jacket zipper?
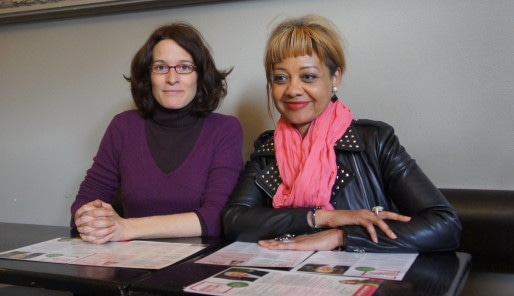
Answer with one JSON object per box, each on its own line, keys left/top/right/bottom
{"left": 352, "top": 154, "right": 372, "bottom": 210}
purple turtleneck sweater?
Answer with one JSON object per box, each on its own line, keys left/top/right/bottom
{"left": 71, "top": 106, "right": 243, "bottom": 236}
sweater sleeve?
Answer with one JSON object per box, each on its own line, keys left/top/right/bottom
{"left": 69, "top": 115, "right": 122, "bottom": 227}
{"left": 193, "top": 115, "right": 244, "bottom": 237}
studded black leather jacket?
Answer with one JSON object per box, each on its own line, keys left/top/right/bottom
{"left": 223, "top": 119, "right": 461, "bottom": 253}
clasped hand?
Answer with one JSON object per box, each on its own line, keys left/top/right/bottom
{"left": 258, "top": 208, "right": 411, "bottom": 251}
{"left": 74, "top": 199, "right": 126, "bottom": 244}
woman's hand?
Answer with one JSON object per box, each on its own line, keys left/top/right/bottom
{"left": 317, "top": 209, "right": 411, "bottom": 243}
{"left": 74, "top": 200, "right": 126, "bottom": 244}
{"left": 258, "top": 229, "right": 342, "bottom": 251}
{"left": 258, "top": 208, "right": 411, "bottom": 251}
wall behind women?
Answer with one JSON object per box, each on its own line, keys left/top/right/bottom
{"left": 0, "top": 0, "right": 512, "bottom": 226}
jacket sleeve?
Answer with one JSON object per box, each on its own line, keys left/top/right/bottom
{"left": 343, "top": 121, "right": 462, "bottom": 253}
{"left": 222, "top": 132, "right": 314, "bottom": 241}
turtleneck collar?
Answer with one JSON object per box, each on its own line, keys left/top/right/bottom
{"left": 151, "top": 102, "right": 199, "bottom": 128}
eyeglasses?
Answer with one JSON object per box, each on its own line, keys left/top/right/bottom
{"left": 149, "top": 63, "right": 196, "bottom": 74}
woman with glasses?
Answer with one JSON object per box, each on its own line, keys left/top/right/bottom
{"left": 71, "top": 22, "right": 243, "bottom": 244}
{"left": 222, "top": 14, "right": 461, "bottom": 253}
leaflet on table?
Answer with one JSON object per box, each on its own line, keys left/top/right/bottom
{"left": 195, "top": 241, "right": 314, "bottom": 268}
{"left": 292, "top": 251, "right": 418, "bottom": 281}
{"left": 0, "top": 237, "right": 206, "bottom": 269}
{"left": 196, "top": 242, "right": 417, "bottom": 281}
{"left": 184, "top": 266, "right": 383, "bottom": 296}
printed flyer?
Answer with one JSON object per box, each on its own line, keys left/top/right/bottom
{"left": 184, "top": 267, "right": 382, "bottom": 296}
{"left": 0, "top": 237, "right": 205, "bottom": 269}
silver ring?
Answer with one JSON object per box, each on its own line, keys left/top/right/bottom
{"left": 372, "top": 206, "right": 384, "bottom": 216}
{"left": 275, "top": 233, "right": 295, "bottom": 243}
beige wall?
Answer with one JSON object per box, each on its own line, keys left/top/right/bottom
{"left": 1, "top": 0, "right": 513, "bottom": 226}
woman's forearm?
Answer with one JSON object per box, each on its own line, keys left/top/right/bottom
{"left": 119, "top": 212, "right": 202, "bottom": 241}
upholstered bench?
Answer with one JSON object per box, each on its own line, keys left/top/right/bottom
{"left": 440, "top": 188, "right": 514, "bottom": 296}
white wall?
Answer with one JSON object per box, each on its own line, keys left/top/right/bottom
{"left": 0, "top": 0, "right": 513, "bottom": 226}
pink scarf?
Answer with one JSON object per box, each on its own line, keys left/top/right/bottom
{"left": 272, "top": 100, "right": 352, "bottom": 210}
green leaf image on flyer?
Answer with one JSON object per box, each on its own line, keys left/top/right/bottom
{"left": 227, "top": 282, "right": 249, "bottom": 288}
{"left": 355, "top": 266, "right": 375, "bottom": 271}
{"left": 46, "top": 253, "right": 63, "bottom": 258}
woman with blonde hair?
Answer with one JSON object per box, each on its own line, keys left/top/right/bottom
{"left": 223, "top": 14, "right": 460, "bottom": 252}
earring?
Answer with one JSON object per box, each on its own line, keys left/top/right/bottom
{"left": 331, "top": 86, "right": 339, "bottom": 102}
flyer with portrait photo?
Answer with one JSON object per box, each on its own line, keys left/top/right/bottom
{"left": 184, "top": 266, "right": 382, "bottom": 296}
{"left": 292, "top": 250, "right": 417, "bottom": 281}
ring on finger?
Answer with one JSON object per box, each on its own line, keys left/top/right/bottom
{"left": 372, "top": 206, "right": 384, "bottom": 216}
{"left": 275, "top": 233, "right": 295, "bottom": 243}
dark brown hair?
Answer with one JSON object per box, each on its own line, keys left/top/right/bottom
{"left": 125, "top": 22, "right": 232, "bottom": 118}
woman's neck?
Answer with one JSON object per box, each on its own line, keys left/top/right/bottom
{"left": 151, "top": 102, "right": 198, "bottom": 128}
